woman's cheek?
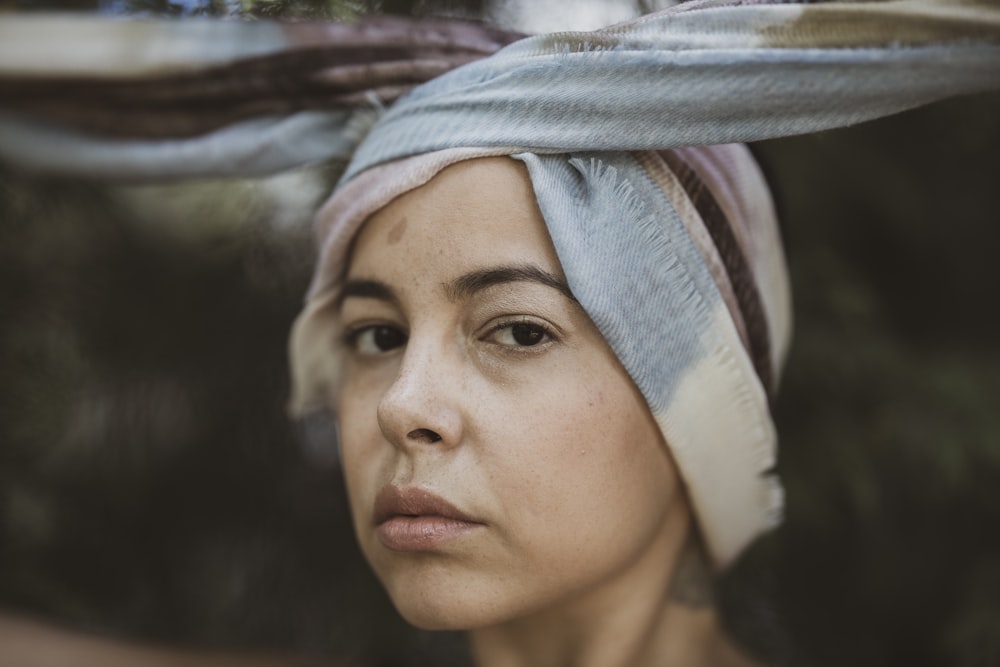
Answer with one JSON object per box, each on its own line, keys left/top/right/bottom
{"left": 337, "top": 387, "right": 388, "bottom": 523}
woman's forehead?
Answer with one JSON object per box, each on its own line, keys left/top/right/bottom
{"left": 346, "top": 157, "right": 565, "bottom": 284}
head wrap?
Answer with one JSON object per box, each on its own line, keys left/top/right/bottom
{"left": 2, "top": 0, "right": 999, "bottom": 567}
{"left": 286, "top": 0, "right": 1000, "bottom": 567}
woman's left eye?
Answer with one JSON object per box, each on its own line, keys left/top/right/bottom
{"left": 486, "top": 320, "right": 554, "bottom": 348}
{"left": 344, "top": 324, "right": 408, "bottom": 355}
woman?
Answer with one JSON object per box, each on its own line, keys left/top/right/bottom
{"left": 291, "top": 144, "right": 785, "bottom": 666}
{"left": 285, "top": 2, "right": 999, "bottom": 664}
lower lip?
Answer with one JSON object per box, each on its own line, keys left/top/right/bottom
{"left": 376, "top": 516, "right": 482, "bottom": 552}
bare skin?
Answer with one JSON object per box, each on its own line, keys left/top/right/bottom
{"left": 468, "top": 515, "right": 759, "bottom": 667}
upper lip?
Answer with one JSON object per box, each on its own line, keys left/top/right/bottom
{"left": 374, "top": 485, "right": 479, "bottom": 525}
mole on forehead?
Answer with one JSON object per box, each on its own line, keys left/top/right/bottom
{"left": 386, "top": 216, "right": 408, "bottom": 245}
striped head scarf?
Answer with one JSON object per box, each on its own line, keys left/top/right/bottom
{"left": 2, "top": 0, "right": 999, "bottom": 567}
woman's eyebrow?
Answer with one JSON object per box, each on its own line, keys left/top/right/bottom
{"left": 445, "top": 265, "right": 576, "bottom": 302}
{"left": 335, "top": 279, "right": 399, "bottom": 310}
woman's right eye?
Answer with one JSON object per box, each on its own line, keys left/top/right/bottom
{"left": 345, "top": 325, "right": 408, "bottom": 355}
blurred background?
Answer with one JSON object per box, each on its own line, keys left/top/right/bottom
{"left": 1, "top": 1, "right": 999, "bottom": 665}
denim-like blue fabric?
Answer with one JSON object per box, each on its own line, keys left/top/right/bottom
{"left": 513, "top": 151, "right": 717, "bottom": 414}
{"left": 343, "top": 41, "right": 1000, "bottom": 182}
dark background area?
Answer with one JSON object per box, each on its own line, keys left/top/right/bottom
{"left": 726, "top": 92, "right": 1000, "bottom": 667}
{"left": 1, "top": 1, "right": 998, "bottom": 665}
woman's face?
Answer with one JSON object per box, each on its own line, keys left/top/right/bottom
{"left": 334, "top": 157, "right": 686, "bottom": 630}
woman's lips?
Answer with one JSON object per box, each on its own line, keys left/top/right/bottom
{"left": 374, "top": 486, "right": 484, "bottom": 552}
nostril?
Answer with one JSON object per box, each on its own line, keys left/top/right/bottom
{"left": 407, "top": 428, "right": 442, "bottom": 444}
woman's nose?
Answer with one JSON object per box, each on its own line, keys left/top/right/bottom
{"left": 376, "top": 344, "right": 463, "bottom": 451}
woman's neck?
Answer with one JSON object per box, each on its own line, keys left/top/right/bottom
{"left": 466, "top": 514, "right": 759, "bottom": 667}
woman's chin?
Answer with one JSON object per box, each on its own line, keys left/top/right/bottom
{"left": 373, "top": 553, "right": 512, "bottom": 630}
{"left": 393, "top": 600, "right": 485, "bottom": 631}
{"left": 386, "top": 582, "right": 510, "bottom": 632}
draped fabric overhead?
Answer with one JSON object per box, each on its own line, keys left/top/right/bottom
{"left": 1, "top": 0, "right": 998, "bottom": 181}
{"left": 0, "top": 15, "right": 521, "bottom": 178}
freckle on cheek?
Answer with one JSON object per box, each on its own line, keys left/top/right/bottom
{"left": 387, "top": 217, "right": 407, "bottom": 245}
{"left": 587, "top": 390, "right": 604, "bottom": 410}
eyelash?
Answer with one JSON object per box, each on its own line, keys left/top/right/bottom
{"left": 339, "top": 317, "right": 559, "bottom": 357}
{"left": 342, "top": 322, "right": 408, "bottom": 356}
{"left": 483, "top": 317, "right": 558, "bottom": 351}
